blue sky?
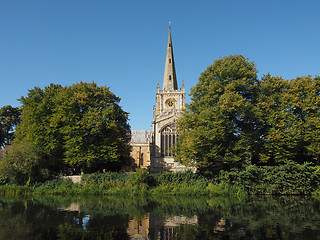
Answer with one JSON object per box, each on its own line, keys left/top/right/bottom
{"left": 1, "top": 0, "right": 319, "bottom": 130}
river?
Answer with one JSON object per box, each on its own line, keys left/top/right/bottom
{"left": 0, "top": 195, "right": 320, "bottom": 239}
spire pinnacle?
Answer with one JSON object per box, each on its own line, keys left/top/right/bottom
{"left": 162, "top": 25, "right": 178, "bottom": 91}
{"left": 157, "top": 80, "right": 160, "bottom": 93}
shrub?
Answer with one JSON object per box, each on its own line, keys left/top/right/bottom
{"left": 153, "top": 170, "right": 209, "bottom": 186}
{"left": 33, "top": 178, "right": 79, "bottom": 195}
{"left": 218, "top": 161, "right": 320, "bottom": 195}
{"left": 81, "top": 171, "right": 128, "bottom": 185}
{"left": 127, "top": 169, "right": 154, "bottom": 188}
{"left": 0, "top": 142, "right": 43, "bottom": 185}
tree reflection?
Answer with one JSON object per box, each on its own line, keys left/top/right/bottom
{"left": 0, "top": 196, "right": 320, "bottom": 239}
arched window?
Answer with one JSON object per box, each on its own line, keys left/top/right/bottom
{"left": 169, "top": 75, "right": 172, "bottom": 80}
{"left": 161, "top": 124, "right": 178, "bottom": 157}
{"left": 140, "top": 153, "right": 144, "bottom": 166}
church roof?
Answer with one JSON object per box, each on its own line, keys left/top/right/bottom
{"left": 130, "top": 130, "right": 153, "bottom": 143}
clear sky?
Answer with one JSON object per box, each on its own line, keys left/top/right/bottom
{"left": 1, "top": 0, "right": 319, "bottom": 130}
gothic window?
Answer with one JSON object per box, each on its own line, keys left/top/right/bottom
{"left": 169, "top": 75, "right": 171, "bottom": 80}
{"left": 169, "top": 59, "right": 171, "bottom": 63}
{"left": 140, "top": 153, "right": 144, "bottom": 166}
{"left": 161, "top": 124, "right": 178, "bottom": 157}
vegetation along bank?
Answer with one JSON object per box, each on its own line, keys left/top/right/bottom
{"left": 1, "top": 161, "right": 320, "bottom": 196}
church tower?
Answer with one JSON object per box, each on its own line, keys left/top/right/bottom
{"left": 151, "top": 25, "right": 186, "bottom": 172}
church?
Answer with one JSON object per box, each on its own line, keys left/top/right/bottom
{"left": 130, "top": 26, "right": 192, "bottom": 173}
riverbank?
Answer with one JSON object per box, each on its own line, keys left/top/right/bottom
{"left": 0, "top": 170, "right": 239, "bottom": 197}
{"left": 1, "top": 161, "right": 320, "bottom": 196}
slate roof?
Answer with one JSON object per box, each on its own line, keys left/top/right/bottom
{"left": 131, "top": 130, "right": 153, "bottom": 143}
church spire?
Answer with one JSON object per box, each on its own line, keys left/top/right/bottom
{"left": 162, "top": 24, "right": 178, "bottom": 91}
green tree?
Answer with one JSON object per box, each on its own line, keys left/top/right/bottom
{"left": 0, "top": 105, "right": 21, "bottom": 147}
{"left": 14, "top": 82, "right": 131, "bottom": 174}
{"left": 258, "top": 75, "right": 320, "bottom": 165}
{"left": 256, "top": 74, "right": 290, "bottom": 164}
{"left": 176, "top": 55, "right": 260, "bottom": 172}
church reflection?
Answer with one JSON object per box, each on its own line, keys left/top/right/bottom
{"left": 127, "top": 214, "right": 201, "bottom": 240}
{"left": 57, "top": 202, "right": 227, "bottom": 239}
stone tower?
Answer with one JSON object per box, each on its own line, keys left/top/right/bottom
{"left": 151, "top": 26, "right": 187, "bottom": 172}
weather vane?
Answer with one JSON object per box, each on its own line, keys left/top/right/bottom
{"left": 169, "top": 21, "right": 171, "bottom": 29}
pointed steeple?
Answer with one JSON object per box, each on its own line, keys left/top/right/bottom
{"left": 162, "top": 24, "right": 178, "bottom": 91}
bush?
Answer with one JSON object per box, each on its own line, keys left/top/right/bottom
{"left": 127, "top": 169, "right": 154, "bottom": 188}
{"left": 153, "top": 170, "right": 209, "bottom": 186}
{"left": 33, "top": 178, "right": 79, "bottom": 195}
{"left": 81, "top": 171, "right": 128, "bottom": 185}
{"left": 0, "top": 142, "right": 44, "bottom": 185}
{"left": 218, "top": 161, "right": 320, "bottom": 195}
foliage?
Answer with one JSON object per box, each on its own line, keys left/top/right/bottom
{"left": 176, "top": 55, "right": 320, "bottom": 170}
{"left": 14, "top": 82, "right": 131, "bottom": 174}
{"left": 81, "top": 171, "right": 128, "bottom": 185}
{"left": 33, "top": 178, "right": 81, "bottom": 195}
{"left": 153, "top": 170, "right": 209, "bottom": 187}
{"left": 127, "top": 168, "right": 154, "bottom": 188}
{"left": 0, "top": 142, "right": 44, "bottom": 185}
{"left": 0, "top": 105, "right": 21, "bottom": 147}
{"left": 219, "top": 161, "right": 320, "bottom": 195}
{"left": 176, "top": 55, "right": 260, "bottom": 172}
{"left": 258, "top": 75, "right": 320, "bottom": 165}
{"left": 2, "top": 162, "right": 320, "bottom": 196}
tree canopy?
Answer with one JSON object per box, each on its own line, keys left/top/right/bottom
{"left": 14, "top": 82, "right": 131, "bottom": 174}
{"left": 258, "top": 74, "right": 320, "bottom": 165}
{"left": 176, "top": 55, "right": 320, "bottom": 172}
{"left": 0, "top": 105, "right": 21, "bottom": 147}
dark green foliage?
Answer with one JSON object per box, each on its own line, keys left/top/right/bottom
{"left": 257, "top": 75, "right": 320, "bottom": 165}
{"left": 176, "top": 55, "right": 260, "bottom": 172}
{"left": 0, "top": 142, "right": 45, "bottom": 185}
{"left": 14, "top": 82, "right": 131, "bottom": 175}
{"left": 0, "top": 184, "right": 31, "bottom": 195}
{"left": 0, "top": 105, "right": 21, "bottom": 147}
{"left": 176, "top": 55, "right": 320, "bottom": 171}
{"left": 153, "top": 170, "right": 208, "bottom": 185}
{"left": 33, "top": 178, "right": 80, "bottom": 195}
{"left": 0, "top": 176, "right": 7, "bottom": 185}
{"left": 2, "top": 162, "right": 320, "bottom": 196}
{"left": 219, "top": 161, "right": 320, "bottom": 194}
{"left": 127, "top": 169, "right": 154, "bottom": 188}
{"left": 81, "top": 171, "right": 128, "bottom": 185}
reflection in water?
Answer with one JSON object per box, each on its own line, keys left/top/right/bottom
{"left": 127, "top": 215, "right": 150, "bottom": 239}
{"left": 127, "top": 214, "right": 198, "bottom": 240}
{"left": 1, "top": 195, "right": 320, "bottom": 239}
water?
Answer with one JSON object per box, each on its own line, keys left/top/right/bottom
{"left": 0, "top": 195, "right": 320, "bottom": 239}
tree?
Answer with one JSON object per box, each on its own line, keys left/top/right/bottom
{"left": 0, "top": 105, "right": 21, "bottom": 147}
{"left": 175, "top": 55, "right": 260, "bottom": 172}
{"left": 258, "top": 75, "right": 320, "bottom": 165}
{"left": 176, "top": 54, "right": 320, "bottom": 171}
{"left": 14, "top": 82, "right": 131, "bottom": 174}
